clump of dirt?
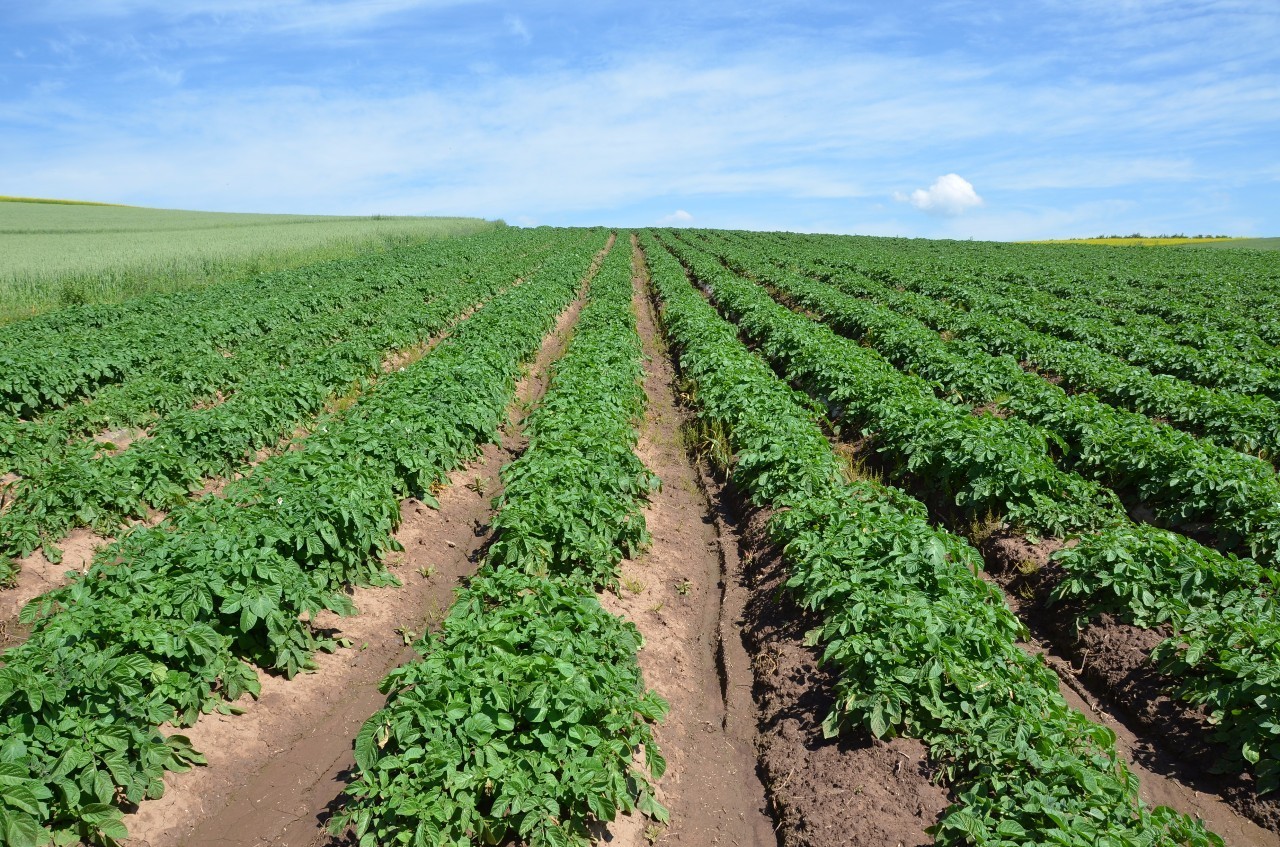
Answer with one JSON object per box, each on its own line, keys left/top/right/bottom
{"left": 969, "top": 401, "right": 1009, "bottom": 419}
{"left": 94, "top": 426, "right": 148, "bottom": 454}
{"left": 1018, "top": 360, "right": 1065, "bottom": 386}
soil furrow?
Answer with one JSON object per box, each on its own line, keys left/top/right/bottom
{"left": 595, "top": 236, "right": 775, "bottom": 846}
{"left": 119, "top": 240, "right": 607, "bottom": 847}
{"left": 980, "top": 535, "right": 1280, "bottom": 843}
{"left": 636, "top": 235, "right": 950, "bottom": 847}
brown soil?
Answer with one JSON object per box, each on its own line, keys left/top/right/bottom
{"left": 643, "top": 236, "right": 950, "bottom": 847}
{"left": 0, "top": 526, "right": 115, "bottom": 650}
{"left": 94, "top": 426, "right": 148, "bottom": 454}
{"left": 594, "top": 240, "right": 775, "bottom": 847}
{"left": 733, "top": 501, "right": 951, "bottom": 847}
{"left": 0, "top": 472, "right": 16, "bottom": 510}
{"left": 969, "top": 401, "right": 1008, "bottom": 418}
{"left": 191, "top": 390, "right": 228, "bottom": 411}
{"left": 121, "top": 238, "right": 606, "bottom": 847}
{"left": 982, "top": 531, "right": 1280, "bottom": 842}
{"left": 1018, "top": 359, "right": 1065, "bottom": 386}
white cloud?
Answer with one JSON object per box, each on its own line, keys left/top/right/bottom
{"left": 504, "top": 14, "right": 530, "bottom": 43}
{"left": 657, "top": 209, "right": 694, "bottom": 226}
{"left": 3, "top": 32, "right": 1277, "bottom": 235}
{"left": 895, "top": 173, "right": 984, "bottom": 215}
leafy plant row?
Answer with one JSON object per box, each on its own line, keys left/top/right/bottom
{"left": 942, "top": 246, "right": 1280, "bottom": 373}
{"left": 697, "top": 231, "right": 1280, "bottom": 796}
{"left": 0, "top": 227, "right": 510, "bottom": 420}
{"left": 335, "top": 236, "right": 669, "bottom": 847}
{"left": 0, "top": 232, "right": 554, "bottom": 567}
{"left": 799, "top": 236, "right": 1280, "bottom": 400}
{"left": 0, "top": 229, "right": 558, "bottom": 476}
{"left": 737, "top": 232, "right": 1280, "bottom": 462}
{"left": 640, "top": 231, "right": 1219, "bottom": 846}
{"left": 1050, "top": 525, "right": 1280, "bottom": 795}
{"left": 654, "top": 232, "right": 1121, "bottom": 537}
{"left": 0, "top": 230, "right": 601, "bottom": 846}
{"left": 772, "top": 232, "right": 1280, "bottom": 364}
{"left": 693, "top": 231, "right": 1280, "bottom": 568}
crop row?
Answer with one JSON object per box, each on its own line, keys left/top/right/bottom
{"left": 640, "top": 231, "right": 1219, "bottom": 846}
{"left": 800, "top": 236, "right": 1280, "bottom": 399}
{"left": 0, "top": 231, "right": 600, "bottom": 846}
{"left": 670, "top": 231, "right": 1280, "bottom": 798}
{"left": 0, "top": 231, "right": 553, "bottom": 570}
{"left": 335, "top": 237, "right": 669, "bottom": 847}
{"left": 780, "top": 233, "right": 1280, "bottom": 353}
{"left": 654, "top": 232, "right": 1121, "bottom": 537}
{"left": 945, "top": 246, "right": 1280, "bottom": 368}
{"left": 685, "top": 231, "right": 1280, "bottom": 566}
{"left": 1051, "top": 524, "right": 1280, "bottom": 795}
{"left": 0, "top": 228, "right": 557, "bottom": 477}
{"left": 743, "top": 232, "right": 1280, "bottom": 462}
{"left": 0, "top": 228, "right": 521, "bottom": 421}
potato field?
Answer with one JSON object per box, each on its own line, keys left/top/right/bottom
{"left": 2, "top": 227, "right": 1280, "bottom": 847}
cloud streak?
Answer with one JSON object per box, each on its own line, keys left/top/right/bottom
{"left": 1, "top": 1, "right": 1277, "bottom": 238}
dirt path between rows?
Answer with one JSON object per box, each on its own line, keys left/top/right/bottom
{"left": 595, "top": 238, "right": 775, "bottom": 847}
{"left": 667, "top": 232, "right": 1280, "bottom": 846}
{"left": 121, "top": 238, "right": 609, "bottom": 847}
{"left": 629, "top": 235, "right": 951, "bottom": 847}
{"left": 0, "top": 272, "right": 529, "bottom": 653}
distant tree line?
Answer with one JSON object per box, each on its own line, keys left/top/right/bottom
{"left": 1096, "top": 233, "right": 1231, "bottom": 239}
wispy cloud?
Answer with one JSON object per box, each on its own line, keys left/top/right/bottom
{"left": 15, "top": 0, "right": 484, "bottom": 33}
{"left": 503, "top": 13, "right": 530, "bottom": 44}
{"left": 657, "top": 209, "right": 694, "bottom": 226}
{"left": 1, "top": 0, "right": 1276, "bottom": 237}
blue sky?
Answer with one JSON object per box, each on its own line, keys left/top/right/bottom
{"left": 1, "top": 1, "right": 1277, "bottom": 238}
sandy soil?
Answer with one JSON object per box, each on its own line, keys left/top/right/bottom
{"left": 120, "top": 238, "right": 606, "bottom": 847}
{"left": 595, "top": 240, "right": 775, "bottom": 847}
{"left": 0, "top": 526, "right": 118, "bottom": 650}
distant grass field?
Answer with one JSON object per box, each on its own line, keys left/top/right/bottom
{"left": 1190, "top": 237, "right": 1280, "bottom": 251}
{"left": 0, "top": 198, "right": 497, "bottom": 323}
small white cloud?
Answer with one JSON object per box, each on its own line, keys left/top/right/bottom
{"left": 895, "top": 173, "right": 983, "bottom": 216}
{"left": 504, "top": 14, "right": 530, "bottom": 43}
{"left": 657, "top": 209, "right": 694, "bottom": 226}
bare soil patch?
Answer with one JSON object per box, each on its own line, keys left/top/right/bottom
{"left": 595, "top": 246, "right": 775, "bottom": 846}
{"left": 94, "top": 426, "right": 148, "bottom": 454}
{"left": 0, "top": 526, "right": 115, "bottom": 649}
{"left": 641, "top": 236, "right": 949, "bottom": 846}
